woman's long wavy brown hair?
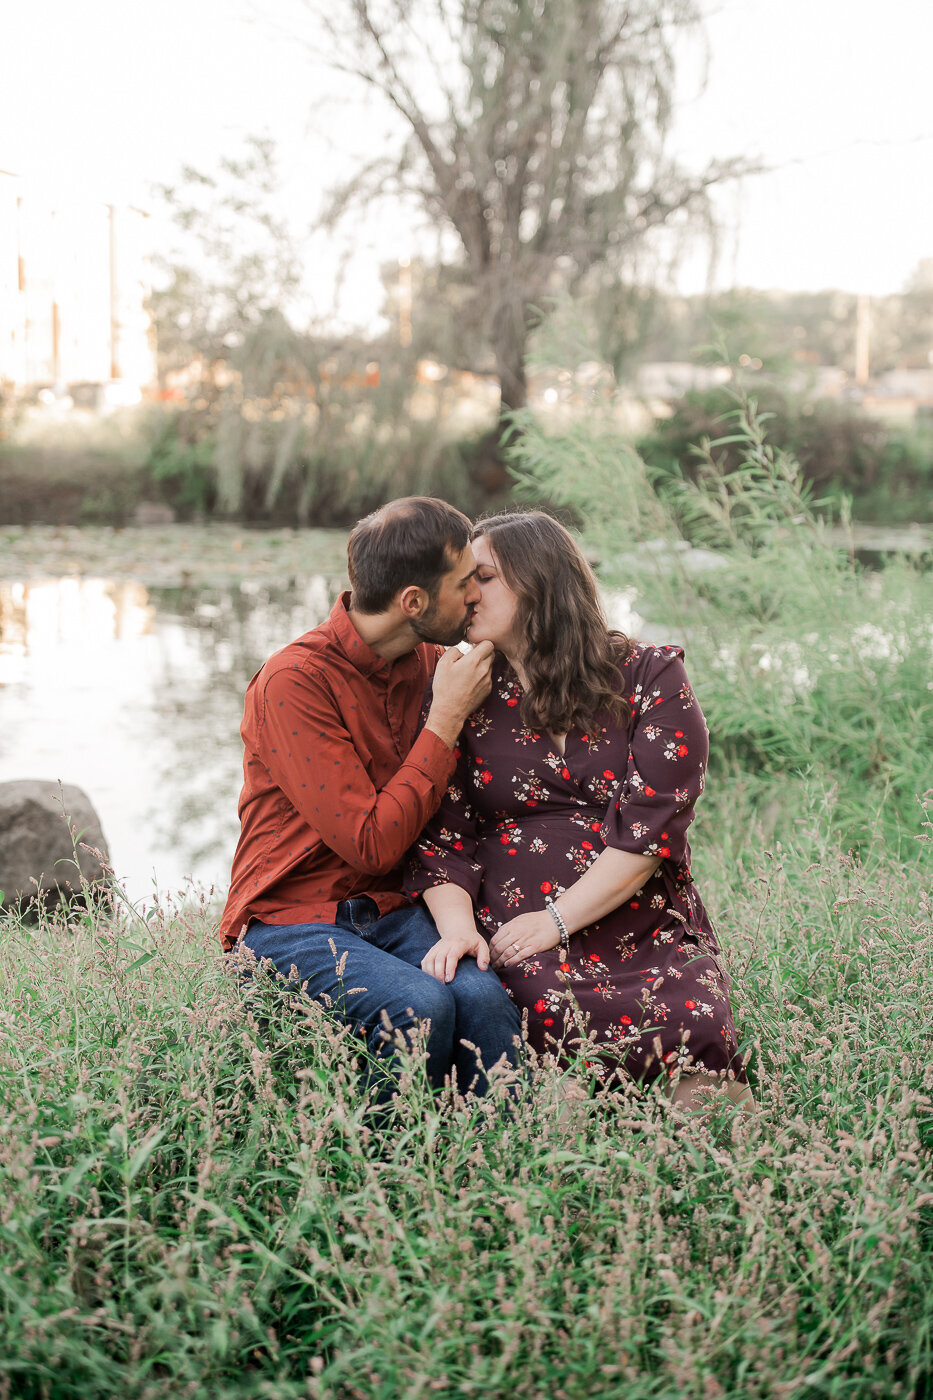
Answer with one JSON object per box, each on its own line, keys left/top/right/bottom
{"left": 473, "top": 511, "right": 633, "bottom": 735}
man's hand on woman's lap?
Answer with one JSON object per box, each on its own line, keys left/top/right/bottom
{"left": 421, "top": 929, "right": 491, "bottom": 983}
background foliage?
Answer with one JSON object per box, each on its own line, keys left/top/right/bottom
{"left": 508, "top": 389, "right": 933, "bottom": 853}
{"left": 636, "top": 384, "right": 933, "bottom": 524}
{"left": 310, "top": 0, "right": 750, "bottom": 415}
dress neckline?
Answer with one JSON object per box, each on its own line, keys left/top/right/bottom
{"left": 499, "top": 658, "right": 571, "bottom": 762}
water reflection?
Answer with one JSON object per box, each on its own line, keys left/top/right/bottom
{"left": 0, "top": 573, "right": 646, "bottom": 906}
{"left": 0, "top": 574, "right": 346, "bottom": 902}
{"left": 0, "top": 577, "right": 155, "bottom": 664}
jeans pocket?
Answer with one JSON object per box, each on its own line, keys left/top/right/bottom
{"left": 337, "top": 896, "right": 380, "bottom": 937}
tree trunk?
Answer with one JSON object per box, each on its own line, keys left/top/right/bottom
{"left": 470, "top": 321, "right": 528, "bottom": 494}
{"left": 496, "top": 347, "right": 528, "bottom": 415}
{"left": 492, "top": 303, "right": 529, "bottom": 417}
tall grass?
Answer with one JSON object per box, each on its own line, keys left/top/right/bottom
{"left": 0, "top": 814, "right": 930, "bottom": 1398}
{"left": 1, "top": 399, "right": 931, "bottom": 1397}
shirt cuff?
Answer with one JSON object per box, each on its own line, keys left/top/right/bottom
{"left": 404, "top": 725, "right": 459, "bottom": 790}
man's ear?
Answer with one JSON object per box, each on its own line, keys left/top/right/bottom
{"left": 397, "top": 584, "right": 430, "bottom": 620}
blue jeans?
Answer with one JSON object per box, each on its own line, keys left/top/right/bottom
{"left": 240, "top": 897, "right": 521, "bottom": 1101}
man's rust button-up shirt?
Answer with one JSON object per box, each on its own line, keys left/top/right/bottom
{"left": 218, "top": 592, "right": 455, "bottom": 950}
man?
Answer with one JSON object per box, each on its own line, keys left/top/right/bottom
{"left": 219, "top": 497, "right": 520, "bottom": 1099}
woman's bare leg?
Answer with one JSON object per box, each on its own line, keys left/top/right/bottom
{"left": 669, "top": 1071, "right": 755, "bottom": 1115}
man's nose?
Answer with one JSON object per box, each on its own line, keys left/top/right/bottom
{"left": 466, "top": 579, "right": 481, "bottom": 605}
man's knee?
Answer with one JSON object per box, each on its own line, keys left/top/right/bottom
{"left": 451, "top": 963, "right": 520, "bottom": 1024}
{"left": 380, "top": 975, "right": 456, "bottom": 1045}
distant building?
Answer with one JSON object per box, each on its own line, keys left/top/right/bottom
{"left": 787, "top": 364, "right": 849, "bottom": 400}
{"left": 0, "top": 171, "right": 155, "bottom": 395}
{"left": 632, "top": 361, "right": 731, "bottom": 400}
{"left": 873, "top": 367, "right": 933, "bottom": 402}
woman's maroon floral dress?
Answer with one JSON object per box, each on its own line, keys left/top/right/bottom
{"left": 406, "top": 644, "right": 745, "bottom": 1087}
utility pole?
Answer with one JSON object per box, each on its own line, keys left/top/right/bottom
{"left": 16, "top": 192, "right": 28, "bottom": 385}
{"left": 51, "top": 300, "right": 60, "bottom": 385}
{"left": 855, "top": 293, "right": 871, "bottom": 386}
{"left": 398, "top": 257, "right": 412, "bottom": 349}
{"left": 108, "top": 204, "right": 120, "bottom": 380}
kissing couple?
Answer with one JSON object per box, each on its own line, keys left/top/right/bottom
{"left": 220, "top": 498, "right": 750, "bottom": 1114}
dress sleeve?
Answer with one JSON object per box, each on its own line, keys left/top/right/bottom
{"left": 600, "top": 646, "right": 708, "bottom": 867}
{"left": 404, "top": 724, "right": 485, "bottom": 903}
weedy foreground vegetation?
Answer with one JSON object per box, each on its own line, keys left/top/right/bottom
{"left": 1, "top": 400, "right": 931, "bottom": 1399}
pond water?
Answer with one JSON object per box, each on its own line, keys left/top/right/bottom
{"left": 0, "top": 524, "right": 648, "bottom": 906}
{"left": 1, "top": 571, "right": 337, "bottom": 904}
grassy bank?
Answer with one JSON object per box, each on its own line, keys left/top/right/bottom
{"left": 0, "top": 436, "right": 149, "bottom": 527}
{"left": 0, "top": 812, "right": 930, "bottom": 1399}
{"left": 3, "top": 387, "right": 931, "bottom": 530}
{"left": 635, "top": 386, "right": 933, "bottom": 527}
{"left": 0, "top": 403, "right": 507, "bottom": 529}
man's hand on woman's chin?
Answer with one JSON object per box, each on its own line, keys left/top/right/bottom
{"left": 421, "top": 929, "right": 491, "bottom": 983}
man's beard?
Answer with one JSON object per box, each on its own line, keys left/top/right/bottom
{"left": 410, "top": 604, "right": 471, "bottom": 647}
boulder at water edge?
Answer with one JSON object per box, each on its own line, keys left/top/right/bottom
{"left": 0, "top": 780, "right": 111, "bottom": 913}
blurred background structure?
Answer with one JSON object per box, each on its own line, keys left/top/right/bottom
{"left": 0, "top": 171, "right": 154, "bottom": 397}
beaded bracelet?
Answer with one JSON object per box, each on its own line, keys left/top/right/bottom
{"left": 544, "top": 896, "right": 571, "bottom": 954}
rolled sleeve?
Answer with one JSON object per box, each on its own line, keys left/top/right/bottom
{"left": 600, "top": 647, "right": 709, "bottom": 866}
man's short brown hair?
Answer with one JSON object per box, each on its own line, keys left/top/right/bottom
{"left": 347, "top": 497, "right": 472, "bottom": 613}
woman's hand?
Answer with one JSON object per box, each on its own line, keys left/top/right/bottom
{"left": 421, "top": 929, "right": 491, "bottom": 984}
{"left": 489, "top": 910, "right": 560, "bottom": 969}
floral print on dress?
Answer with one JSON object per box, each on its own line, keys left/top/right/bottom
{"left": 512, "top": 727, "right": 543, "bottom": 747}
{"left": 467, "top": 706, "right": 493, "bottom": 738}
{"left": 405, "top": 644, "right": 745, "bottom": 1086}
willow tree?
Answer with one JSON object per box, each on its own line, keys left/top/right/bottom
{"left": 314, "top": 0, "right": 747, "bottom": 415}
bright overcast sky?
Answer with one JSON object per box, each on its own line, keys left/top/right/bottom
{"left": 3, "top": 0, "right": 932, "bottom": 329}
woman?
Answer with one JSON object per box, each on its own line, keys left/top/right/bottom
{"left": 405, "top": 511, "right": 750, "bottom": 1112}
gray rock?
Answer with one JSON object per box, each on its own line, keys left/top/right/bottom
{"left": 133, "top": 501, "right": 177, "bottom": 526}
{"left": 0, "top": 780, "right": 111, "bottom": 912}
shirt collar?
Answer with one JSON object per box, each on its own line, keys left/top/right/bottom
{"left": 329, "top": 590, "right": 395, "bottom": 679}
